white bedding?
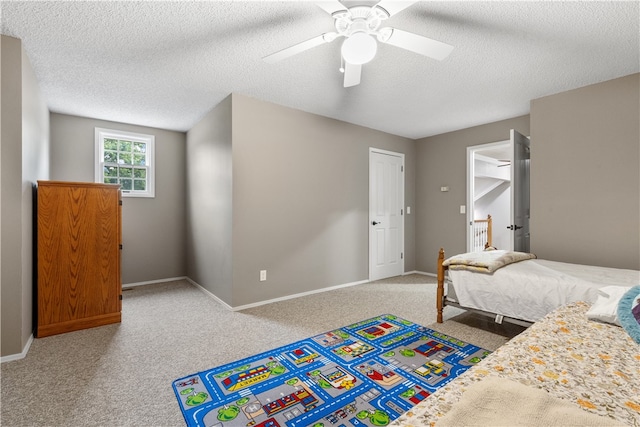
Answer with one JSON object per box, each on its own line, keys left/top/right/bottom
{"left": 448, "top": 259, "right": 640, "bottom": 322}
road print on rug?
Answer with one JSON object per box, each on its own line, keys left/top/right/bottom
{"left": 173, "top": 314, "right": 490, "bottom": 427}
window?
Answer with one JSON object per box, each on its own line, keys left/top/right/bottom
{"left": 95, "top": 128, "right": 155, "bottom": 198}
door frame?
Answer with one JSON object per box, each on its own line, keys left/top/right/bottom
{"left": 369, "top": 147, "right": 405, "bottom": 281}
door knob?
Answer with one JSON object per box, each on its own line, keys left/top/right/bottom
{"left": 507, "top": 225, "right": 523, "bottom": 230}
{"left": 372, "top": 221, "right": 381, "bottom": 226}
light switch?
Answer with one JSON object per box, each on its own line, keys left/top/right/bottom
{"left": 406, "top": 206, "right": 411, "bottom": 214}
{"left": 459, "top": 205, "right": 466, "bottom": 214}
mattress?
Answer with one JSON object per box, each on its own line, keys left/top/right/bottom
{"left": 448, "top": 259, "right": 639, "bottom": 322}
{"left": 391, "top": 302, "right": 640, "bottom": 426}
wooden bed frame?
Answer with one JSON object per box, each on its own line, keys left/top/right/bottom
{"left": 436, "top": 247, "right": 533, "bottom": 327}
{"left": 436, "top": 248, "right": 447, "bottom": 324}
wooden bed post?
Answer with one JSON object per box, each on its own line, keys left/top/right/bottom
{"left": 437, "top": 248, "right": 445, "bottom": 323}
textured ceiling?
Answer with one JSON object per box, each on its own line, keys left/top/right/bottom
{"left": 2, "top": 1, "right": 639, "bottom": 139}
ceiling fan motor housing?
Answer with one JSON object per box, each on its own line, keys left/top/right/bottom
{"left": 334, "top": 6, "right": 385, "bottom": 37}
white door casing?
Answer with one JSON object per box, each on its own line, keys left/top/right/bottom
{"left": 369, "top": 149, "right": 404, "bottom": 281}
{"left": 466, "top": 130, "right": 530, "bottom": 252}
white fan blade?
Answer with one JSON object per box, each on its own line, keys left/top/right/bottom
{"left": 343, "top": 61, "right": 361, "bottom": 87}
{"left": 263, "top": 33, "right": 336, "bottom": 63}
{"left": 372, "top": 1, "right": 417, "bottom": 18}
{"left": 379, "top": 27, "right": 453, "bottom": 60}
{"left": 316, "top": 1, "right": 348, "bottom": 16}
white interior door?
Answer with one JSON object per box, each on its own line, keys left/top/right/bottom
{"left": 369, "top": 149, "right": 404, "bottom": 281}
{"left": 510, "top": 129, "right": 531, "bottom": 252}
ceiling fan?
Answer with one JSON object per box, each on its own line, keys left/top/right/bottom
{"left": 263, "top": 0, "right": 454, "bottom": 87}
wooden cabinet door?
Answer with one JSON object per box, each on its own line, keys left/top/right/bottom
{"left": 37, "top": 181, "right": 122, "bottom": 337}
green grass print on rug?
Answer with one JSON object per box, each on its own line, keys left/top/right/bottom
{"left": 172, "top": 314, "right": 490, "bottom": 427}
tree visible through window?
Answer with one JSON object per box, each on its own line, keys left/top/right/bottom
{"left": 95, "top": 128, "right": 155, "bottom": 197}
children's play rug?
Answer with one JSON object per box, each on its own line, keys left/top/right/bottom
{"left": 172, "top": 314, "right": 490, "bottom": 427}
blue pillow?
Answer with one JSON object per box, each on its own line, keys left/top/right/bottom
{"left": 617, "top": 285, "right": 640, "bottom": 344}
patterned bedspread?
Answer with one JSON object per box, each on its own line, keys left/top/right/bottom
{"left": 391, "top": 302, "right": 640, "bottom": 427}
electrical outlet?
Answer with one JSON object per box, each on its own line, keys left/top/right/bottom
{"left": 259, "top": 270, "right": 267, "bottom": 282}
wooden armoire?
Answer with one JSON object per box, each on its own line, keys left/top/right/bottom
{"left": 36, "top": 181, "right": 122, "bottom": 337}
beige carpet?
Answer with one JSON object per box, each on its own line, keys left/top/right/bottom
{"left": 1, "top": 274, "right": 525, "bottom": 426}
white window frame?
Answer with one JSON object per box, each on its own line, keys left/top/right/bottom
{"left": 95, "top": 127, "right": 155, "bottom": 198}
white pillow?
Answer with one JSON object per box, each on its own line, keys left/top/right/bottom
{"left": 586, "top": 285, "right": 632, "bottom": 326}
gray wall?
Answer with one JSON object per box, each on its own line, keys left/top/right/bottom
{"left": 49, "top": 114, "right": 187, "bottom": 284}
{"left": 530, "top": 74, "right": 640, "bottom": 269}
{"left": 187, "top": 93, "right": 415, "bottom": 308}
{"left": 230, "top": 94, "right": 415, "bottom": 307}
{"left": 185, "top": 95, "right": 233, "bottom": 304}
{"left": 414, "top": 116, "right": 531, "bottom": 273}
{"left": 1, "top": 36, "right": 50, "bottom": 357}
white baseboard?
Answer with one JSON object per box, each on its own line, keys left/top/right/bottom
{"left": 187, "top": 272, "right": 440, "bottom": 311}
{"left": 185, "top": 278, "right": 234, "bottom": 310}
{"left": 186, "top": 277, "right": 370, "bottom": 311}
{"left": 122, "top": 276, "right": 188, "bottom": 288}
{"left": 410, "top": 270, "right": 437, "bottom": 278}
{"left": 1, "top": 333, "right": 33, "bottom": 364}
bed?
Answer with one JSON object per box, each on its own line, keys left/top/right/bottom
{"left": 392, "top": 299, "right": 640, "bottom": 426}
{"left": 436, "top": 248, "right": 640, "bottom": 326}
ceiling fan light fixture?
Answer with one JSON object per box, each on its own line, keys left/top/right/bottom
{"left": 341, "top": 32, "right": 377, "bottom": 65}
